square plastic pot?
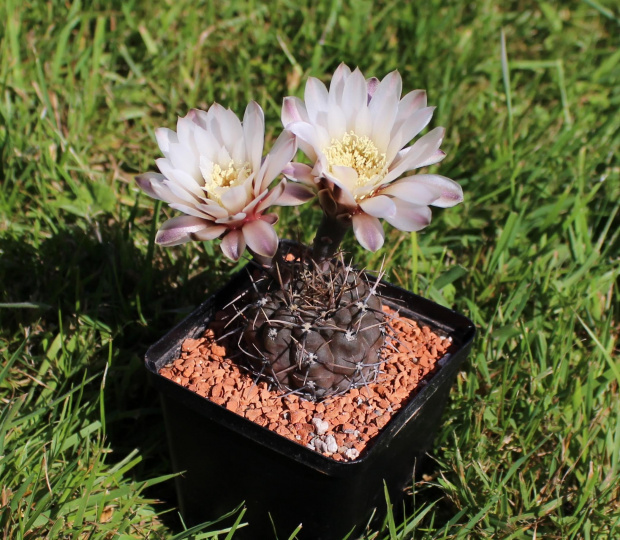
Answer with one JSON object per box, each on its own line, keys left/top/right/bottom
{"left": 145, "top": 268, "right": 475, "bottom": 540}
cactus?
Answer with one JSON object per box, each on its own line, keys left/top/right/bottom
{"left": 217, "top": 245, "right": 387, "bottom": 400}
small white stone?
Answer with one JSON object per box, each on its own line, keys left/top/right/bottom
{"left": 325, "top": 435, "right": 338, "bottom": 454}
{"left": 312, "top": 417, "right": 329, "bottom": 435}
{"left": 314, "top": 438, "right": 328, "bottom": 453}
{"left": 345, "top": 448, "right": 360, "bottom": 460}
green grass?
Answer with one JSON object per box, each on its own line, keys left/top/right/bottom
{"left": 1, "top": 0, "right": 618, "bottom": 537}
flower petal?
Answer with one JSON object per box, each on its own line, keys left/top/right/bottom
{"left": 257, "top": 129, "right": 297, "bottom": 193}
{"left": 212, "top": 103, "right": 244, "bottom": 150}
{"left": 155, "top": 216, "right": 208, "bottom": 246}
{"left": 383, "top": 127, "right": 445, "bottom": 184}
{"left": 242, "top": 219, "right": 279, "bottom": 258}
{"left": 384, "top": 174, "right": 463, "bottom": 207}
{"left": 305, "top": 77, "right": 329, "bottom": 124}
{"left": 330, "top": 63, "right": 352, "bottom": 105}
{"left": 192, "top": 224, "right": 227, "bottom": 241}
{"left": 160, "top": 179, "right": 201, "bottom": 206}
{"left": 243, "top": 101, "right": 265, "bottom": 171}
{"left": 327, "top": 103, "right": 347, "bottom": 140}
{"left": 196, "top": 202, "right": 229, "bottom": 219}
{"left": 176, "top": 113, "right": 198, "bottom": 149}
{"left": 321, "top": 168, "right": 358, "bottom": 209}
{"left": 255, "top": 181, "right": 286, "bottom": 213}
{"left": 193, "top": 125, "right": 221, "bottom": 163}
{"left": 282, "top": 162, "right": 316, "bottom": 186}
{"left": 165, "top": 138, "right": 201, "bottom": 179}
{"left": 287, "top": 121, "right": 325, "bottom": 161}
{"left": 135, "top": 172, "right": 166, "bottom": 200}
{"left": 393, "top": 89, "right": 427, "bottom": 131}
{"left": 260, "top": 213, "right": 279, "bottom": 225}
{"left": 215, "top": 212, "right": 246, "bottom": 225}
{"left": 156, "top": 159, "right": 204, "bottom": 197}
{"left": 342, "top": 69, "right": 368, "bottom": 127}
{"left": 368, "top": 71, "right": 402, "bottom": 151}
{"left": 150, "top": 179, "right": 193, "bottom": 206}
{"left": 352, "top": 213, "right": 384, "bottom": 252}
{"left": 188, "top": 108, "right": 207, "bottom": 129}
{"left": 353, "top": 104, "right": 372, "bottom": 138}
{"left": 384, "top": 199, "right": 432, "bottom": 232}
{"left": 220, "top": 229, "right": 246, "bottom": 261}
{"left": 386, "top": 106, "right": 436, "bottom": 163}
{"left": 397, "top": 106, "right": 436, "bottom": 142}
{"left": 415, "top": 149, "right": 446, "bottom": 168}
{"left": 332, "top": 183, "right": 358, "bottom": 209}
{"left": 168, "top": 202, "right": 212, "bottom": 219}
{"left": 358, "top": 195, "right": 397, "bottom": 218}
{"left": 242, "top": 187, "right": 268, "bottom": 215}
{"left": 379, "top": 182, "right": 438, "bottom": 206}
{"left": 325, "top": 165, "right": 358, "bottom": 193}
{"left": 276, "top": 182, "right": 316, "bottom": 206}
{"left": 155, "top": 127, "right": 178, "bottom": 158}
{"left": 370, "top": 70, "right": 402, "bottom": 103}
{"left": 366, "top": 77, "right": 380, "bottom": 102}
{"left": 220, "top": 184, "right": 249, "bottom": 214}
{"left": 282, "top": 96, "right": 309, "bottom": 126}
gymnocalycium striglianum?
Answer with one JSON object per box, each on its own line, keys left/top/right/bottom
{"left": 136, "top": 64, "right": 463, "bottom": 401}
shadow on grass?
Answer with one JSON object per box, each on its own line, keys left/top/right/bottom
{"left": 0, "top": 222, "right": 239, "bottom": 531}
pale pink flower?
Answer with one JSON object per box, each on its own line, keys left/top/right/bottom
{"left": 136, "top": 102, "right": 310, "bottom": 261}
{"left": 281, "top": 64, "right": 463, "bottom": 252}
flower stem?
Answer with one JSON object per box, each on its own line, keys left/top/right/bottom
{"left": 250, "top": 251, "right": 275, "bottom": 269}
{"left": 312, "top": 214, "right": 351, "bottom": 261}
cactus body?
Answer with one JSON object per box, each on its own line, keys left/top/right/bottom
{"left": 219, "top": 247, "right": 387, "bottom": 400}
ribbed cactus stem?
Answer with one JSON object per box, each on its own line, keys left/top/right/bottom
{"left": 217, "top": 248, "right": 388, "bottom": 401}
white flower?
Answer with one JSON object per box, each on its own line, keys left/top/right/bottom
{"left": 136, "top": 102, "right": 311, "bottom": 261}
{"left": 281, "top": 64, "right": 463, "bottom": 252}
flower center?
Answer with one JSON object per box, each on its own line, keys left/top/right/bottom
{"left": 204, "top": 160, "right": 251, "bottom": 204}
{"left": 324, "top": 132, "right": 388, "bottom": 190}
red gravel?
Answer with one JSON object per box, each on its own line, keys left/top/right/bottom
{"left": 159, "top": 306, "right": 453, "bottom": 461}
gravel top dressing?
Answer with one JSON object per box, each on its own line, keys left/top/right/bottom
{"left": 159, "top": 306, "right": 454, "bottom": 462}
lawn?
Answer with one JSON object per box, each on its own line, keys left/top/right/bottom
{"left": 1, "top": 0, "right": 618, "bottom": 538}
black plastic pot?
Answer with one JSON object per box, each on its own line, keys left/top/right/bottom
{"left": 145, "top": 268, "right": 475, "bottom": 540}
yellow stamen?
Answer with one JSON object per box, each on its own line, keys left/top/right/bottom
{"left": 204, "top": 160, "right": 251, "bottom": 204}
{"left": 324, "top": 132, "right": 387, "bottom": 192}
